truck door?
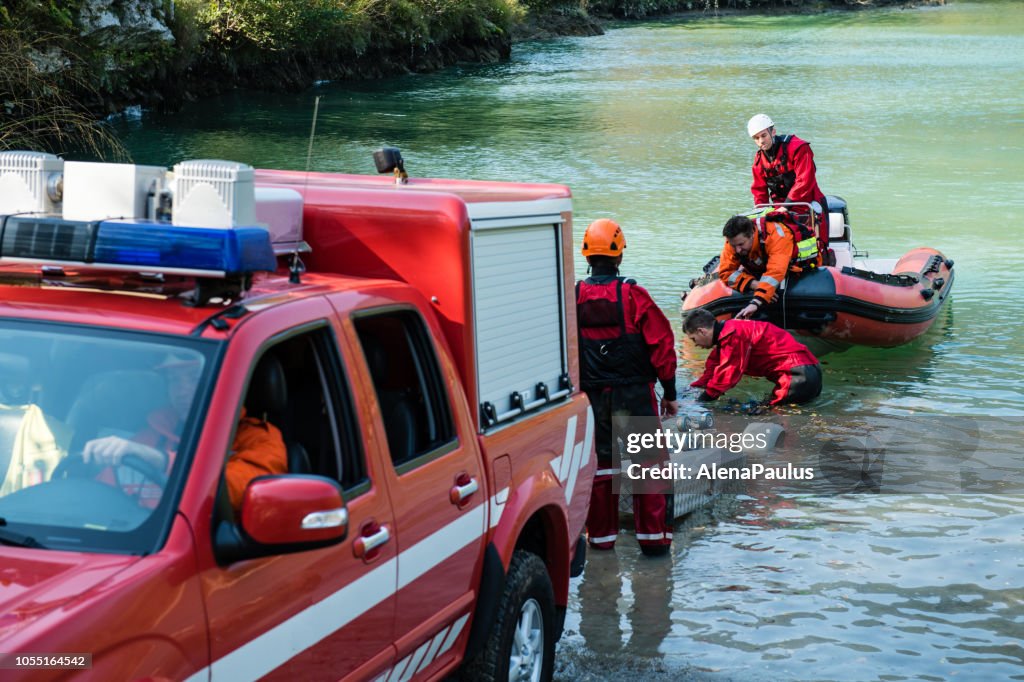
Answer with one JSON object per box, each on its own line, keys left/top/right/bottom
{"left": 348, "top": 307, "right": 487, "bottom": 678}
{"left": 196, "top": 307, "right": 397, "bottom": 681}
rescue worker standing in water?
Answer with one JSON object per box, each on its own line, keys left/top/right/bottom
{"left": 719, "top": 211, "right": 822, "bottom": 320}
{"left": 747, "top": 114, "right": 829, "bottom": 248}
{"left": 576, "top": 218, "right": 679, "bottom": 557}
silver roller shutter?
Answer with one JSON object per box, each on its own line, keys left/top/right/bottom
{"left": 471, "top": 218, "right": 569, "bottom": 429}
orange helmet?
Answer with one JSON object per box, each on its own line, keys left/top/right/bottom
{"left": 581, "top": 219, "right": 626, "bottom": 258}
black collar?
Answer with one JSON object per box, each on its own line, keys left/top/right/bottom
{"left": 712, "top": 320, "right": 724, "bottom": 346}
{"left": 588, "top": 263, "right": 619, "bottom": 283}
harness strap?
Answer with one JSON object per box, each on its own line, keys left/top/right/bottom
{"left": 615, "top": 278, "right": 627, "bottom": 336}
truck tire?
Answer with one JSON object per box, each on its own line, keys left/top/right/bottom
{"left": 461, "top": 550, "right": 555, "bottom": 682}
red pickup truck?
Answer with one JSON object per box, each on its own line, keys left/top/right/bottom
{"left": 0, "top": 151, "right": 594, "bottom": 680}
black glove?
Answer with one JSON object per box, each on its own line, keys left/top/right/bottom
{"left": 696, "top": 391, "right": 717, "bottom": 402}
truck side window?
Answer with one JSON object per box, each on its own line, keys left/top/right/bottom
{"left": 257, "top": 327, "right": 367, "bottom": 492}
{"left": 354, "top": 311, "right": 456, "bottom": 467}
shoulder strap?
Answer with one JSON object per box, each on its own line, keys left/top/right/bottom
{"left": 575, "top": 280, "right": 582, "bottom": 364}
{"left": 615, "top": 278, "right": 628, "bottom": 335}
{"left": 776, "top": 134, "right": 792, "bottom": 166}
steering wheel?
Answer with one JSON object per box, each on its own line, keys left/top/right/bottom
{"left": 53, "top": 453, "right": 168, "bottom": 493}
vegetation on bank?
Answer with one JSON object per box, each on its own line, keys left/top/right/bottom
{"left": 2, "top": 0, "right": 923, "bottom": 155}
{"left": 0, "top": 4, "right": 131, "bottom": 157}
{"left": 177, "top": 0, "right": 521, "bottom": 87}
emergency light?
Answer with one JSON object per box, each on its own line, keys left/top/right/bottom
{"left": 0, "top": 215, "right": 277, "bottom": 276}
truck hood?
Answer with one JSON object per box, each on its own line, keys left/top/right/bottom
{"left": 0, "top": 550, "right": 141, "bottom": 640}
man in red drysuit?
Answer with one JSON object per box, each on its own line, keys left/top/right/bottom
{"left": 747, "top": 113, "right": 829, "bottom": 248}
{"left": 683, "top": 308, "right": 822, "bottom": 406}
{"left": 577, "top": 218, "right": 679, "bottom": 557}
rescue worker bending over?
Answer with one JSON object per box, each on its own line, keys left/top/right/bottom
{"left": 576, "top": 218, "right": 679, "bottom": 557}
{"left": 719, "top": 211, "right": 821, "bottom": 320}
{"left": 747, "top": 113, "right": 829, "bottom": 248}
{"left": 83, "top": 354, "right": 287, "bottom": 511}
{"left": 683, "top": 308, "right": 822, "bottom": 406}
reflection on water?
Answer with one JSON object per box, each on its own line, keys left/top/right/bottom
{"left": 577, "top": 549, "right": 673, "bottom": 660}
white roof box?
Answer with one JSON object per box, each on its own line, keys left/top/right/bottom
{"left": 63, "top": 161, "right": 166, "bottom": 221}
{"left": 173, "top": 160, "right": 255, "bottom": 228}
{"left": 0, "top": 151, "right": 63, "bottom": 215}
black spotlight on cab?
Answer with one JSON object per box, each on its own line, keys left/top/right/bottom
{"left": 373, "top": 146, "right": 408, "bottom": 185}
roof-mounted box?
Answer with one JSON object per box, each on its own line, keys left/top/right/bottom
{"left": 62, "top": 162, "right": 166, "bottom": 221}
{"left": 254, "top": 187, "right": 304, "bottom": 254}
{"left": 0, "top": 151, "right": 64, "bottom": 215}
{"left": 173, "top": 160, "right": 255, "bottom": 228}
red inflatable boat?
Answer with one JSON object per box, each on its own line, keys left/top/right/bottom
{"left": 681, "top": 197, "right": 954, "bottom": 348}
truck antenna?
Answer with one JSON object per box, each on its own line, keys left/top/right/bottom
{"left": 292, "top": 95, "right": 321, "bottom": 284}
{"left": 304, "top": 95, "right": 321, "bottom": 179}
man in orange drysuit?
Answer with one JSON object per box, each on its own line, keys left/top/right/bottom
{"left": 718, "top": 212, "right": 822, "bottom": 320}
{"left": 577, "top": 218, "right": 679, "bottom": 557}
{"left": 83, "top": 355, "right": 287, "bottom": 511}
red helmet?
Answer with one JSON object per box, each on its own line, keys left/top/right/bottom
{"left": 581, "top": 219, "right": 626, "bottom": 258}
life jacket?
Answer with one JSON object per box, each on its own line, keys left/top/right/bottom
{"left": 576, "top": 277, "right": 657, "bottom": 390}
{"left": 740, "top": 209, "right": 821, "bottom": 275}
{"left": 755, "top": 134, "right": 801, "bottom": 202}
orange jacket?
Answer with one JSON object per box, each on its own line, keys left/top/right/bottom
{"left": 225, "top": 410, "right": 288, "bottom": 510}
{"left": 718, "top": 221, "right": 797, "bottom": 305}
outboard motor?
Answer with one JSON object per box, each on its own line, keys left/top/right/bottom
{"left": 825, "top": 194, "right": 849, "bottom": 244}
{"left": 825, "top": 195, "right": 849, "bottom": 227}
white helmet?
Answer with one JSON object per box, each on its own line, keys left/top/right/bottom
{"left": 747, "top": 114, "right": 774, "bottom": 138}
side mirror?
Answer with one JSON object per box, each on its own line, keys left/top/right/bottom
{"left": 240, "top": 475, "right": 348, "bottom": 546}
{"left": 372, "top": 146, "right": 404, "bottom": 174}
{"left": 372, "top": 146, "right": 408, "bottom": 184}
{"left": 212, "top": 474, "right": 350, "bottom": 564}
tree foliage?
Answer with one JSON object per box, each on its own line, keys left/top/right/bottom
{"left": 185, "top": 0, "right": 517, "bottom": 56}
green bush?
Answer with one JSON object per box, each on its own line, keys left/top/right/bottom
{"left": 0, "top": 1, "right": 86, "bottom": 31}
{"left": 189, "top": 0, "right": 517, "bottom": 58}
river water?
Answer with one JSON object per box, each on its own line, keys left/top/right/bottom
{"left": 112, "top": 1, "right": 1023, "bottom": 679}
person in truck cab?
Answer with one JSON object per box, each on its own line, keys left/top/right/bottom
{"left": 576, "top": 218, "right": 680, "bottom": 557}
{"left": 82, "top": 353, "right": 287, "bottom": 510}
{"left": 748, "top": 113, "right": 829, "bottom": 249}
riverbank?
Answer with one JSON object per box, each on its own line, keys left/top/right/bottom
{"left": 2, "top": 0, "right": 940, "bottom": 157}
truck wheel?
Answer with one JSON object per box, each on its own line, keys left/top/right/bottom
{"left": 462, "top": 550, "right": 555, "bottom": 682}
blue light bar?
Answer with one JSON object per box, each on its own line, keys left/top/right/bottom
{"left": 0, "top": 216, "right": 277, "bottom": 276}
{"left": 95, "top": 220, "right": 277, "bottom": 274}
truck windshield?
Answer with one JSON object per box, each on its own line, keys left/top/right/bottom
{"left": 0, "top": 321, "right": 217, "bottom": 554}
